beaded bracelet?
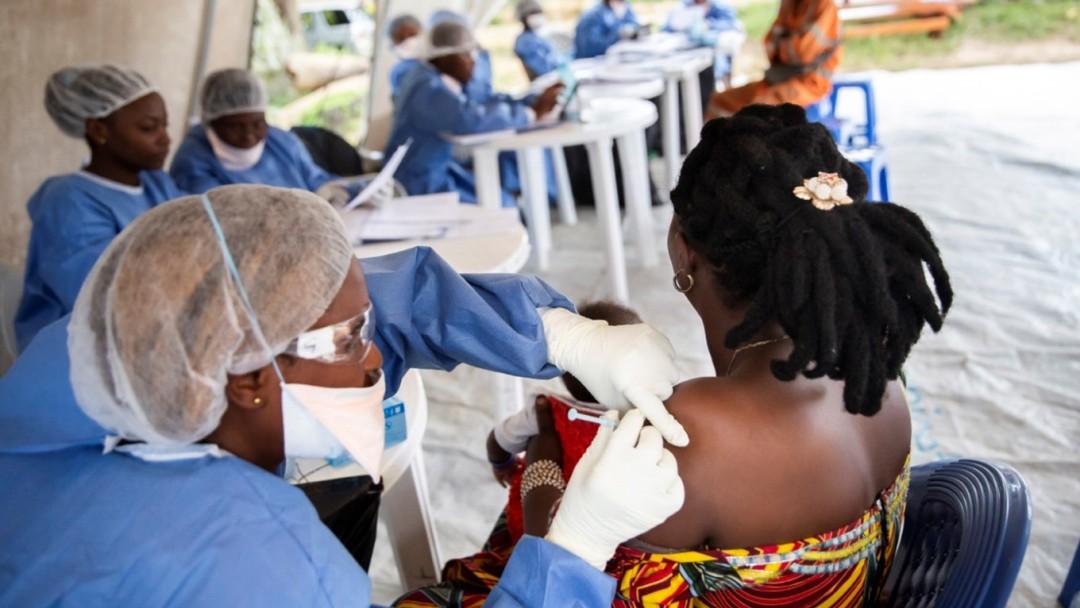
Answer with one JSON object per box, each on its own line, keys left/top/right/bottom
{"left": 520, "top": 459, "right": 566, "bottom": 499}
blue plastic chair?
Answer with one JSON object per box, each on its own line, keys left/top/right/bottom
{"left": 807, "top": 77, "right": 890, "bottom": 201}
{"left": 1060, "top": 538, "right": 1080, "bottom": 608}
{"left": 879, "top": 459, "right": 1032, "bottom": 608}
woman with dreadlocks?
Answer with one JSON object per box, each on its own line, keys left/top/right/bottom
{"left": 392, "top": 103, "right": 952, "bottom": 608}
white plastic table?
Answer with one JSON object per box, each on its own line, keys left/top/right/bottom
{"left": 459, "top": 97, "right": 659, "bottom": 303}
{"left": 603, "top": 47, "right": 715, "bottom": 188}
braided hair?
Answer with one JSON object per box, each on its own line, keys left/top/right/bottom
{"left": 671, "top": 103, "right": 952, "bottom": 416}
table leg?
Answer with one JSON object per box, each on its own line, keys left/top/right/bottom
{"left": 681, "top": 69, "right": 704, "bottom": 152}
{"left": 382, "top": 450, "right": 442, "bottom": 590}
{"left": 492, "top": 372, "right": 527, "bottom": 421}
{"left": 616, "top": 129, "right": 658, "bottom": 268}
{"left": 472, "top": 148, "right": 503, "bottom": 211}
{"left": 584, "top": 137, "right": 629, "bottom": 302}
{"left": 551, "top": 147, "right": 577, "bottom": 226}
{"left": 517, "top": 148, "right": 552, "bottom": 271}
{"left": 661, "top": 76, "right": 681, "bottom": 190}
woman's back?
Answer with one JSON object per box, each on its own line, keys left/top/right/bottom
{"left": 640, "top": 367, "right": 911, "bottom": 551}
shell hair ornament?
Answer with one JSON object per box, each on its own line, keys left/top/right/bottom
{"left": 793, "top": 172, "right": 854, "bottom": 210}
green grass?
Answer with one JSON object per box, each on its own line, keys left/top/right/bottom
{"left": 738, "top": 0, "right": 1080, "bottom": 71}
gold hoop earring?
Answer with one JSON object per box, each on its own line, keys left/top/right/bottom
{"left": 672, "top": 270, "right": 694, "bottom": 293}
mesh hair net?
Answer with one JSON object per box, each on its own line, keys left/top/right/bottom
{"left": 515, "top": 0, "right": 542, "bottom": 20}
{"left": 200, "top": 68, "right": 268, "bottom": 122}
{"left": 428, "top": 9, "right": 469, "bottom": 26}
{"left": 69, "top": 185, "right": 354, "bottom": 445}
{"left": 425, "top": 21, "right": 477, "bottom": 60}
{"left": 387, "top": 14, "right": 421, "bottom": 39}
{"left": 44, "top": 64, "right": 157, "bottom": 138}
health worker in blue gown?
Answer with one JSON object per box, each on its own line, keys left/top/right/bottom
{"left": 14, "top": 64, "right": 181, "bottom": 353}
{"left": 0, "top": 185, "right": 688, "bottom": 606}
{"left": 574, "top": 0, "right": 642, "bottom": 59}
{"left": 387, "top": 14, "right": 424, "bottom": 100}
{"left": 514, "top": 0, "right": 566, "bottom": 80}
{"left": 170, "top": 69, "right": 376, "bottom": 207}
{"left": 385, "top": 21, "right": 563, "bottom": 207}
{"left": 662, "top": 0, "right": 744, "bottom": 81}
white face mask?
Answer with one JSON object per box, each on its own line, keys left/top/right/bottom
{"left": 526, "top": 14, "right": 546, "bottom": 31}
{"left": 281, "top": 372, "right": 387, "bottom": 481}
{"left": 392, "top": 36, "right": 421, "bottom": 60}
{"left": 206, "top": 125, "right": 266, "bottom": 172}
{"left": 610, "top": 0, "right": 629, "bottom": 19}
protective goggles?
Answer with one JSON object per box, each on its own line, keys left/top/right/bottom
{"left": 282, "top": 303, "right": 376, "bottom": 364}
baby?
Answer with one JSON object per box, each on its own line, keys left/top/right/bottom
{"left": 486, "top": 300, "right": 643, "bottom": 486}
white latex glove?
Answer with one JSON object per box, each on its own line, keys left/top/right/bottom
{"left": 546, "top": 409, "right": 685, "bottom": 570}
{"left": 541, "top": 307, "right": 688, "bottom": 446}
{"left": 368, "top": 178, "right": 395, "bottom": 207}
{"left": 493, "top": 402, "right": 539, "bottom": 454}
{"left": 315, "top": 182, "right": 351, "bottom": 208}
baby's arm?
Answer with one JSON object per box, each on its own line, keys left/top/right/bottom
{"left": 487, "top": 430, "right": 519, "bottom": 487}
{"left": 487, "top": 399, "right": 542, "bottom": 486}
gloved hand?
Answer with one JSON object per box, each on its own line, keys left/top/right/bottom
{"left": 315, "top": 182, "right": 352, "bottom": 208}
{"left": 368, "top": 178, "right": 396, "bottom": 207}
{"left": 545, "top": 409, "right": 685, "bottom": 570}
{"left": 541, "top": 307, "right": 688, "bottom": 446}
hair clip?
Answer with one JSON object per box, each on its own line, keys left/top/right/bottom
{"left": 793, "top": 172, "right": 853, "bottom": 210}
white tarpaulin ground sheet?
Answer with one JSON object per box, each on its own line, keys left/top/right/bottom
{"left": 368, "top": 62, "right": 1080, "bottom": 606}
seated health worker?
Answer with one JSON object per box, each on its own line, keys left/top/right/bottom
{"left": 385, "top": 21, "right": 563, "bottom": 207}
{"left": 388, "top": 14, "right": 424, "bottom": 100}
{"left": 0, "top": 185, "right": 686, "bottom": 606}
{"left": 514, "top": 0, "right": 565, "bottom": 80}
{"left": 662, "top": 0, "right": 744, "bottom": 82}
{"left": 574, "top": 0, "right": 640, "bottom": 59}
{"left": 170, "top": 69, "right": 360, "bottom": 206}
{"left": 14, "top": 64, "right": 180, "bottom": 352}
{"left": 393, "top": 104, "right": 954, "bottom": 607}
{"left": 707, "top": 0, "right": 840, "bottom": 118}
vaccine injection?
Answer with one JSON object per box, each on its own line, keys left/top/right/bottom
{"left": 567, "top": 407, "right": 618, "bottom": 428}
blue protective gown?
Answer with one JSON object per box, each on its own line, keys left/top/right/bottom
{"left": 390, "top": 58, "right": 421, "bottom": 99}
{"left": 385, "top": 62, "right": 532, "bottom": 208}
{"left": 662, "top": 0, "right": 741, "bottom": 76}
{"left": 574, "top": 1, "right": 640, "bottom": 59}
{"left": 13, "top": 170, "right": 181, "bottom": 353}
{"left": 170, "top": 125, "right": 337, "bottom": 194}
{"left": 514, "top": 29, "right": 565, "bottom": 79}
{"left": 0, "top": 247, "right": 615, "bottom": 607}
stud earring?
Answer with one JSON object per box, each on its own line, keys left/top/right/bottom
{"left": 672, "top": 270, "right": 694, "bottom": 293}
{"left": 253, "top": 397, "right": 263, "bottom": 405}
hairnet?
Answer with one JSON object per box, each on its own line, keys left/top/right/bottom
{"left": 69, "top": 185, "right": 354, "bottom": 445}
{"left": 199, "top": 68, "right": 268, "bottom": 123}
{"left": 44, "top": 64, "right": 157, "bottom": 139}
{"left": 515, "top": 0, "right": 543, "bottom": 20}
{"left": 425, "top": 21, "right": 478, "bottom": 60}
{"left": 387, "top": 14, "right": 421, "bottom": 39}
{"left": 428, "top": 9, "right": 469, "bottom": 27}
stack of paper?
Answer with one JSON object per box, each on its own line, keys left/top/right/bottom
{"left": 338, "top": 193, "right": 522, "bottom": 246}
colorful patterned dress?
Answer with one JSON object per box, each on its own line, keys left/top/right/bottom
{"left": 395, "top": 395, "right": 909, "bottom": 608}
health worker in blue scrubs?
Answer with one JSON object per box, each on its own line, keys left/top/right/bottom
{"left": 574, "top": 0, "right": 641, "bottom": 59}
{"left": 0, "top": 185, "right": 686, "bottom": 606}
{"left": 14, "top": 64, "right": 181, "bottom": 352}
{"left": 387, "top": 14, "right": 424, "bottom": 100}
{"left": 514, "top": 0, "right": 566, "bottom": 80}
{"left": 170, "top": 69, "right": 374, "bottom": 206}
{"left": 386, "top": 21, "right": 563, "bottom": 207}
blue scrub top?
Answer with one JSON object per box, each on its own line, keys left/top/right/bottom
{"left": 0, "top": 248, "right": 615, "bottom": 607}
{"left": 13, "top": 170, "right": 181, "bottom": 352}
{"left": 574, "top": 1, "right": 640, "bottom": 59}
{"left": 170, "top": 125, "right": 337, "bottom": 194}
{"left": 385, "top": 63, "right": 529, "bottom": 207}
{"left": 390, "top": 58, "right": 421, "bottom": 99}
{"left": 515, "top": 29, "right": 565, "bottom": 79}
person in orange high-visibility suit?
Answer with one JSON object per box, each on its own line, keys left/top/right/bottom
{"left": 706, "top": 0, "right": 841, "bottom": 118}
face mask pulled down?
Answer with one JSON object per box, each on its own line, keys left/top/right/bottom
{"left": 206, "top": 125, "right": 266, "bottom": 172}
{"left": 281, "top": 372, "right": 388, "bottom": 482}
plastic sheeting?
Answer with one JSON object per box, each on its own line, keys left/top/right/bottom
{"left": 366, "top": 62, "right": 1080, "bottom": 606}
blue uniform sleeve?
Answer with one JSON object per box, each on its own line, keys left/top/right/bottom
{"left": 361, "top": 247, "right": 574, "bottom": 395}
{"left": 487, "top": 536, "right": 617, "bottom": 607}
{"left": 414, "top": 75, "right": 530, "bottom": 136}
{"left": 706, "top": 2, "right": 740, "bottom": 31}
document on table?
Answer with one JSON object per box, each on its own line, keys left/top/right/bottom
{"left": 343, "top": 138, "right": 411, "bottom": 211}
{"left": 338, "top": 193, "right": 522, "bottom": 245}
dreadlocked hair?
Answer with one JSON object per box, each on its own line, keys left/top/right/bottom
{"left": 671, "top": 103, "right": 953, "bottom": 416}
